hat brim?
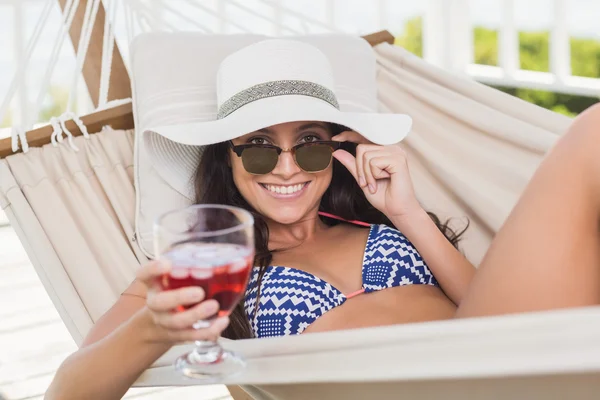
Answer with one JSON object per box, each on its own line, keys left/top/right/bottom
{"left": 144, "top": 95, "right": 412, "bottom": 147}
{"left": 142, "top": 95, "right": 412, "bottom": 199}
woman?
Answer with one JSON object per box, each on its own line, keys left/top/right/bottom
{"left": 204, "top": 121, "right": 469, "bottom": 339}
{"left": 47, "top": 39, "right": 600, "bottom": 399}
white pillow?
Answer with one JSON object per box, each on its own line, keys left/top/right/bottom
{"left": 131, "top": 32, "right": 380, "bottom": 257}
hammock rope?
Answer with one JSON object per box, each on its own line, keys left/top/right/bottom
{"left": 99, "top": 0, "right": 119, "bottom": 107}
{"left": 1, "top": 0, "right": 55, "bottom": 153}
{"left": 0, "top": 0, "right": 54, "bottom": 129}
{"left": 2, "top": 0, "right": 349, "bottom": 155}
{"left": 30, "top": 0, "right": 80, "bottom": 132}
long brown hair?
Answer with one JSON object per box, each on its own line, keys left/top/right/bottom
{"left": 194, "top": 124, "right": 468, "bottom": 339}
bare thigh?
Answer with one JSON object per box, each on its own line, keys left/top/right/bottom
{"left": 457, "top": 104, "right": 600, "bottom": 317}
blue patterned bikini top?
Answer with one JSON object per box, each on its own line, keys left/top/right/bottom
{"left": 243, "top": 214, "right": 439, "bottom": 338}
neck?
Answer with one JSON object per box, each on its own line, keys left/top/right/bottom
{"left": 266, "top": 209, "right": 329, "bottom": 250}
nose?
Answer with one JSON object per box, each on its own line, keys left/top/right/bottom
{"left": 271, "top": 149, "right": 301, "bottom": 179}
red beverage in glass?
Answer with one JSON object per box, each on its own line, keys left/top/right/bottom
{"left": 155, "top": 204, "right": 253, "bottom": 378}
{"left": 159, "top": 243, "right": 254, "bottom": 317}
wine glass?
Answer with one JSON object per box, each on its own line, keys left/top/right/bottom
{"left": 154, "top": 204, "right": 254, "bottom": 380}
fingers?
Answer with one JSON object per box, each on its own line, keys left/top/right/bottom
{"left": 362, "top": 150, "right": 375, "bottom": 193}
{"left": 334, "top": 144, "right": 402, "bottom": 194}
{"left": 152, "top": 299, "right": 220, "bottom": 329}
{"left": 161, "top": 316, "right": 230, "bottom": 343}
{"left": 146, "top": 286, "right": 206, "bottom": 312}
{"left": 331, "top": 130, "right": 373, "bottom": 144}
{"left": 145, "top": 284, "right": 230, "bottom": 344}
{"left": 355, "top": 145, "right": 366, "bottom": 188}
{"left": 369, "top": 157, "right": 395, "bottom": 179}
{"left": 139, "top": 260, "right": 232, "bottom": 344}
{"left": 357, "top": 144, "right": 389, "bottom": 192}
{"left": 359, "top": 146, "right": 395, "bottom": 194}
{"left": 332, "top": 149, "right": 359, "bottom": 182}
{"left": 137, "top": 260, "right": 170, "bottom": 288}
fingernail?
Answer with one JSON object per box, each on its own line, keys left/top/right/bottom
{"left": 359, "top": 176, "right": 366, "bottom": 187}
{"left": 369, "top": 184, "right": 376, "bottom": 193}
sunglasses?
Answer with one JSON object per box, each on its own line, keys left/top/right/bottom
{"left": 229, "top": 140, "right": 344, "bottom": 175}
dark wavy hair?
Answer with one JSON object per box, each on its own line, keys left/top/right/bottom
{"left": 194, "top": 124, "right": 468, "bottom": 340}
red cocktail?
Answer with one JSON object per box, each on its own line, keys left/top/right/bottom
{"left": 160, "top": 243, "right": 253, "bottom": 315}
{"left": 154, "top": 205, "right": 254, "bottom": 380}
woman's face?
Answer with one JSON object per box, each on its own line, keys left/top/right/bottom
{"left": 230, "top": 121, "right": 334, "bottom": 225}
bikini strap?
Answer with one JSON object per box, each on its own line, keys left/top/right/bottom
{"left": 318, "top": 211, "right": 371, "bottom": 227}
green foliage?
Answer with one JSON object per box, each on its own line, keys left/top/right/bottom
{"left": 519, "top": 31, "right": 550, "bottom": 72}
{"left": 395, "top": 16, "right": 423, "bottom": 57}
{"left": 396, "top": 18, "right": 599, "bottom": 116}
{"left": 0, "top": 111, "right": 12, "bottom": 129}
{"left": 571, "top": 37, "right": 600, "bottom": 78}
{"left": 1, "top": 86, "right": 70, "bottom": 129}
{"left": 493, "top": 86, "right": 597, "bottom": 117}
{"left": 39, "top": 86, "right": 69, "bottom": 123}
{"left": 473, "top": 27, "right": 498, "bottom": 66}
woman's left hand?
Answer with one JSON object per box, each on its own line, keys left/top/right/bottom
{"left": 331, "top": 130, "right": 423, "bottom": 220}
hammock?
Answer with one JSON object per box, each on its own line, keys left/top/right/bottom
{"left": 1, "top": 2, "right": 599, "bottom": 399}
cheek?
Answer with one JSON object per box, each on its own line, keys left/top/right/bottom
{"left": 314, "top": 167, "right": 333, "bottom": 194}
{"left": 231, "top": 157, "right": 249, "bottom": 188}
{"left": 229, "top": 154, "right": 242, "bottom": 178}
{"left": 230, "top": 156, "right": 261, "bottom": 205}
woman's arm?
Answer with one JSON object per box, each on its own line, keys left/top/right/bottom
{"left": 331, "top": 132, "right": 475, "bottom": 306}
{"left": 46, "top": 262, "right": 228, "bottom": 400}
{"left": 391, "top": 210, "right": 475, "bottom": 305}
{"left": 46, "top": 304, "right": 172, "bottom": 400}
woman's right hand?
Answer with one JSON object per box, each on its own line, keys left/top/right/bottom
{"left": 136, "top": 260, "right": 230, "bottom": 344}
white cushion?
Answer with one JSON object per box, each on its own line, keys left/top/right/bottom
{"left": 130, "top": 32, "right": 380, "bottom": 257}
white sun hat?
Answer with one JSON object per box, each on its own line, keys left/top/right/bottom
{"left": 143, "top": 38, "right": 412, "bottom": 196}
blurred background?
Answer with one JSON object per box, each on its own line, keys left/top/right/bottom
{"left": 0, "top": 0, "right": 598, "bottom": 135}
{"left": 0, "top": 0, "right": 598, "bottom": 399}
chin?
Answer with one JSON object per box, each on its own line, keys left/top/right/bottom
{"left": 262, "top": 208, "right": 309, "bottom": 225}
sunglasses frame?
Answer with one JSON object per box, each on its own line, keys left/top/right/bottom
{"left": 228, "top": 140, "right": 343, "bottom": 175}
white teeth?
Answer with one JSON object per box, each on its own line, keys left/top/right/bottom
{"left": 265, "top": 183, "right": 305, "bottom": 195}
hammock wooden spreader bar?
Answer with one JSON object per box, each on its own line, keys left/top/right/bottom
{"left": 0, "top": 19, "right": 393, "bottom": 160}
{"left": 57, "top": 0, "right": 131, "bottom": 107}
{"left": 0, "top": 103, "right": 134, "bottom": 158}
{"left": 362, "top": 30, "right": 394, "bottom": 47}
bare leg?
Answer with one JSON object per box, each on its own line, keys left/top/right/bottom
{"left": 457, "top": 104, "right": 600, "bottom": 317}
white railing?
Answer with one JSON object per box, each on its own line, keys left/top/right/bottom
{"left": 218, "top": 0, "right": 600, "bottom": 97}
{"left": 0, "top": 0, "right": 93, "bottom": 133}
{"left": 1, "top": 0, "right": 598, "bottom": 135}
{"left": 459, "top": 0, "right": 598, "bottom": 97}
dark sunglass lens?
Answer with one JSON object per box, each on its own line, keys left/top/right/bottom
{"left": 295, "top": 144, "right": 333, "bottom": 172}
{"left": 241, "top": 147, "right": 279, "bottom": 174}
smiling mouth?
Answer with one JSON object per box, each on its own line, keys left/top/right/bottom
{"left": 259, "top": 182, "right": 310, "bottom": 197}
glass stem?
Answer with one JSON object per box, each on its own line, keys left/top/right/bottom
{"left": 193, "top": 340, "right": 223, "bottom": 363}
{"left": 190, "top": 320, "right": 222, "bottom": 363}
